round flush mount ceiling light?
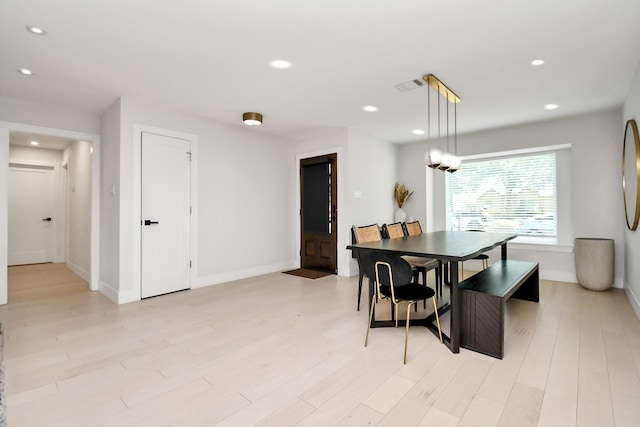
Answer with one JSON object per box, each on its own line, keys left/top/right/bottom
{"left": 18, "top": 68, "right": 33, "bottom": 75}
{"left": 531, "top": 59, "right": 545, "bottom": 66}
{"left": 26, "top": 26, "right": 47, "bottom": 35}
{"left": 363, "top": 105, "right": 378, "bottom": 112}
{"left": 412, "top": 129, "right": 425, "bottom": 135}
{"left": 30, "top": 141, "right": 39, "bottom": 146}
{"left": 545, "top": 103, "right": 559, "bottom": 110}
{"left": 270, "top": 60, "right": 292, "bottom": 69}
{"left": 242, "top": 112, "right": 263, "bottom": 126}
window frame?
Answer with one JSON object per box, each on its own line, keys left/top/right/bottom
{"left": 444, "top": 144, "right": 571, "bottom": 243}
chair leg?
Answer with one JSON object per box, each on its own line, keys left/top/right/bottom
{"left": 404, "top": 302, "right": 414, "bottom": 364}
{"left": 395, "top": 301, "right": 399, "bottom": 328}
{"left": 357, "top": 272, "right": 364, "bottom": 311}
{"left": 423, "top": 269, "right": 427, "bottom": 309}
{"left": 432, "top": 297, "right": 443, "bottom": 343}
{"left": 364, "top": 293, "right": 377, "bottom": 347}
{"left": 413, "top": 269, "right": 421, "bottom": 312}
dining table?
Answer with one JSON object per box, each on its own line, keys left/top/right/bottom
{"left": 347, "top": 230, "right": 517, "bottom": 354}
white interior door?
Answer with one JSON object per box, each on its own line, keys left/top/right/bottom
{"left": 8, "top": 165, "right": 55, "bottom": 265}
{"left": 141, "top": 132, "right": 191, "bottom": 298}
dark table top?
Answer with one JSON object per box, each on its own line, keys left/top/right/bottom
{"left": 347, "top": 230, "right": 517, "bottom": 262}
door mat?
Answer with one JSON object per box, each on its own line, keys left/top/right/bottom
{"left": 283, "top": 269, "right": 334, "bottom": 279}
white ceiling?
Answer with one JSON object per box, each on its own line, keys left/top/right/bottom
{"left": 2, "top": 0, "right": 640, "bottom": 144}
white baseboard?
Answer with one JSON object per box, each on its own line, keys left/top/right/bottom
{"left": 67, "top": 261, "right": 90, "bottom": 282}
{"left": 625, "top": 283, "right": 640, "bottom": 320}
{"left": 99, "top": 280, "right": 119, "bottom": 304}
{"left": 100, "top": 260, "right": 298, "bottom": 303}
{"left": 99, "top": 280, "right": 140, "bottom": 305}
{"left": 194, "top": 260, "right": 297, "bottom": 289}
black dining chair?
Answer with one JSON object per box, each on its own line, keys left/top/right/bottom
{"left": 352, "top": 224, "right": 383, "bottom": 311}
{"left": 362, "top": 251, "right": 442, "bottom": 364}
{"left": 381, "top": 222, "right": 405, "bottom": 239}
{"left": 401, "top": 221, "right": 443, "bottom": 296}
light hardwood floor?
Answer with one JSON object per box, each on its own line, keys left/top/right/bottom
{"left": 2, "top": 263, "right": 640, "bottom": 426}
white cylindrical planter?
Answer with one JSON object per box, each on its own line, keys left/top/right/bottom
{"left": 574, "top": 238, "right": 614, "bottom": 291}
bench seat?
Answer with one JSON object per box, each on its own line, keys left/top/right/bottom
{"left": 459, "top": 260, "right": 539, "bottom": 359}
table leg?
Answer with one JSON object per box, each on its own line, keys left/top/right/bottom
{"left": 449, "top": 260, "right": 460, "bottom": 353}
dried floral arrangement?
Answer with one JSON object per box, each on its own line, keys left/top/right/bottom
{"left": 394, "top": 182, "right": 414, "bottom": 208}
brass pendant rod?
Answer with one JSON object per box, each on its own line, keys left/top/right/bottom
{"left": 427, "top": 81, "right": 431, "bottom": 152}
{"left": 446, "top": 93, "right": 450, "bottom": 153}
{"left": 423, "top": 74, "right": 461, "bottom": 104}
{"left": 437, "top": 83, "right": 441, "bottom": 149}
{"left": 454, "top": 101, "right": 458, "bottom": 155}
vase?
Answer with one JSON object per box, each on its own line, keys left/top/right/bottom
{"left": 394, "top": 208, "right": 406, "bottom": 223}
{"left": 573, "top": 238, "right": 614, "bottom": 291}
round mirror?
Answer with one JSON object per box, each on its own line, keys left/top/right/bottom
{"left": 623, "top": 119, "right": 640, "bottom": 231}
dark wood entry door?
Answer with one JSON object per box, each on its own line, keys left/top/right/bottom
{"left": 300, "top": 154, "right": 337, "bottom": 272}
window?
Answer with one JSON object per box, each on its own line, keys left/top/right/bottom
{"left": 446, "top": 151, "right": 557, "bottom": 237}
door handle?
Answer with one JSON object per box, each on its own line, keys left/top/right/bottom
{"left": 143, "top": 220, "right": 159, "bottom": 226}
{"left": 42, "top": 217, "right": 52, "bottom": 222}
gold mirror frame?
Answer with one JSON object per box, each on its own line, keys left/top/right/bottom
{"left": 623, "top": 119, "right": 640, "bottom": 231}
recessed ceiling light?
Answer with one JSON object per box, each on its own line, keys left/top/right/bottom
{"left": 412, "top": 129, "right": 425, "bottom": 135}
{"left": 531, "top": 59, "right": 545, "bottom": 66}
{"left": 545, "top": 104, "right": 558, "bottom": 110}
{"left": 30, "top": 141, "right": 39, "bottom": 146}
{"left": 363, "top": 105, "right": 378, "bottom": 112}
{"left": 18, "top": 68, "right": 33, "bottom": 75}
{"left": 270, "top": 60, "right": 292, "bottom": 69}
{"left": 26, "top": 26, "right": 47, "bottom": 35}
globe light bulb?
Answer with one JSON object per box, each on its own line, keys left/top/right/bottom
{"left": 439, "top": 153, "right": 453, "bottom": 170}
{"left": 428, "top": 149, "right": 442, "bottom": 168}
{"left": 447, "top": 155, "right": 461, "bottom": 172}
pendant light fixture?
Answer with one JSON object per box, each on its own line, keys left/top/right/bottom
{"left": 423, "top": 74, "right": 461, "bottom": 173}
{"left": 242, "top": 112, "right": 263, "bottom": 126}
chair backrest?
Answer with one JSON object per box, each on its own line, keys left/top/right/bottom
{"left": 361, "top": 251, "right": 413, "bottom": 300}
{"left": 352, "top": 224, "right": 382, "bottom": 243}
{"left": 382, "top": 222, "right": 405, "bottom": 239}
{"left": 403, "top": 221, "right": 423, "bottom": 236}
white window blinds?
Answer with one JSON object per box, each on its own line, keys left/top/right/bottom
{"left": 446, "top": 152, "right": 557, "bottom": 237}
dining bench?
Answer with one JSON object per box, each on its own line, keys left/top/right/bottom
{"left": 458, "top": 259, "right": 539, "bottom": 359}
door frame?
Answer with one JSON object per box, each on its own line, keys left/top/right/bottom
{"left": 0, "top": 121, "right": 101, "bottom": 305}
{"left": 131, "top": 124, "right": 198, "bottom": 302}
{"left": 295, "top": 147, "right": 347, "bottom": 276}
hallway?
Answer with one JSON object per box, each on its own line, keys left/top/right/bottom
{"left": 8, "top": 263, "right": 89, "bottom": 304}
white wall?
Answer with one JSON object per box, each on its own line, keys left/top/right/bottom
{"left": 623, "top": 60, "right": 640, "bottom": 317}
{"left": 399, "top": 109, "right": 625, "bottom": 285}
{"left": 397, "top": 143, "right": 429, "bottom": 230}
{"left": 65, "top": 141, "right": 93, "bottom": 280}
{"left": 101, "top": 97, "right": 297, "bottom": 303}
{"left": 0, "top": 96, "right": 101, "bottom": 135}
{"left": 348, "top": 131, "right": 399, "bottom": 225}
{"left": 9, "top": 145, "right": 63, "bottom": 163}
{"left": 347, "top": 130, "right": 398, "bottom": 275}
{"left": 99, "top": 99, "right": 121, "bottom": 293}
